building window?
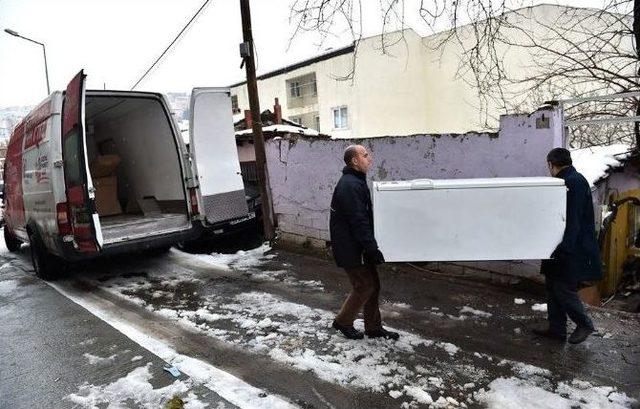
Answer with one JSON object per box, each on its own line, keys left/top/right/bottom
{"left": 332, "top": 106, "right": 348, "bottom": 129}
{"left": 314, "top": 115, "right": 320, "bottom": 132}
{"left": 231, "top": 95, "right": 240, "bottom": 114}
{"left": 289, "top": 81, "right": 301, "bottom": 98}
{"left": 289, "top": 116, "right": 302, "bottom": 125}
{"left": 286, "top": 73, "right": 318, "bottom": 109}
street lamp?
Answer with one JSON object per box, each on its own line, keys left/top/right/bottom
{"left": 4, "top": 28, "right": 50, "bottom": 96}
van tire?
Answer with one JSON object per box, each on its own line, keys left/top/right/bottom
{"left": 28, "top": 230, "right": 63, "bottom": 281}
{"left": 4, "top": 228, "right": 22, "bottom": 252}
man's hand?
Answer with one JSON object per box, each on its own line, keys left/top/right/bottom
{"left": 364, "top": 248, "right": 385, "bottom": 265}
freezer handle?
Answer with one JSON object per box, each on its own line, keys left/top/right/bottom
{"left": 375, "top": 179, "right": 435, "bottom": 191}
{"left": 410, "top": 179, "right": 435, "bottom": 190}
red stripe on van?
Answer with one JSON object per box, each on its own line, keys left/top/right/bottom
{"left": 24, "top": 121, "right": 47, "bottom": 150}
{"left": 62, "top": 75, "right": 82, "bottom": 136}
{"left": 25, "top": 102, "right": 52, "bottom": 130}
{"left": 67, "top": 185, "right": 86, "bottom": 205}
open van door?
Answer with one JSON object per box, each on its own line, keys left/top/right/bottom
{"left": 189, "top": 88, "right": 248, "bottom": 226}
{"left": 61, "top": 70, "right": 103, "bottom": 252}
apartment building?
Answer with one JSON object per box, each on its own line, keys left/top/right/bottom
{"left": 229, "top": 4, "right": 626, "bottom": 138}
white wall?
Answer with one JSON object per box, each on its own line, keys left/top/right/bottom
{"left": 231, "top": 30, "right": 428, "bottom": 138}
{"left": 231, "top": 5, "right": 628, "bottom": 139}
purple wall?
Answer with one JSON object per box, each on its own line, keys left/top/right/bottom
{"left": 266, "top": 107, "right": 561, "bottom": 242}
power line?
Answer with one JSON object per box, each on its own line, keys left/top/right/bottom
{"left": 130, "top": 0, "right": 212, "bottom": 90}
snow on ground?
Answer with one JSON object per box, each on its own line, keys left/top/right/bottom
{"left": 532, "top": 303, "right": 548, "bottom": 312}
{"left": 475, "top": 377, "right": 636, "bottom": 409}
{"left": 89, "top": 263, "right": 635, "bottom": 409}
{"left": 0, "top": 279, "right": 19, "bottom": 297}
{"left": 571, "top": 144, "right": 631, "bottom": 187}
{"left": 65, "top": 363, "right": 209, "bottom": 409}
{"left": 79, "top": 338, "right": 96, "bottom": 347}
{"left": 459, "top": 306, "right": 492, "bottom": 318}
{"left": 403, "top": 385, "right": 433, "bottom": 404}
{"left": 83, "top": 352, "right": 117, "bottom": 365}
{"left": 172, "top": 245, "right": 324, "bottom": 290}
{"left": 38, "top": 240, "right": 637, "bottom": 409}
{"left": 442, "top": 306, "right": 493, "bottom": 321}
{"left": 49, "top": 282, "right": 297, "bottom": 409}
{"left": 514, "top": 298, "right": 526, "bottom": 305}
{"left": 183, "top": 243, "right": 275, "bottom": 271}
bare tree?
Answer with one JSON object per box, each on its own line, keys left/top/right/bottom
{"left": 289, "top": 0, "right": 639, "bottom": 148}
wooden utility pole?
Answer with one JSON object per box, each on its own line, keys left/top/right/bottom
{"left": 239, "top": 0, "right": 276, "bottom": 240}
{"left": 634, "top": 0, "right": 640, "bottom": 148}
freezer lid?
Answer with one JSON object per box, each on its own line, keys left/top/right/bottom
{"left": 375, "top": 177, "right": 565, "bottom": 191}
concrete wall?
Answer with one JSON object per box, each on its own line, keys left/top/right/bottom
{"left": 266, "top": 107, "right": 561, "bottom": 243}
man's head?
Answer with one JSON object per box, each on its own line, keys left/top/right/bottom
{"left": 344, "top": 144, "right": 373, "bottom": 173}
{"left": 546, "top": 147, "right": 572, "bottom": 177}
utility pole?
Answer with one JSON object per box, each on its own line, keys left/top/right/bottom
{"left": 239, "top": 0, "right": 276, "bottom": 240}
{"left": 633, "top": 0, "right": 640, "bottom": 148}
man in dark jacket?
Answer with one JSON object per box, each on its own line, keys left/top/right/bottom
{"left": 330, "top": 145, "right": 399, "bottom": 340}
{"left": 535, "top": 148, "right": 603, "bottom": 344}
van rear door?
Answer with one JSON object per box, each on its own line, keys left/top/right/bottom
{"left": 189, "top": 88, "right": 248, "bottom": 226}
{"left": 61, "top": 70, "right": 103, "bottom": 252}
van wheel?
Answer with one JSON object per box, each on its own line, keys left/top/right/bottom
{"left": 4, "top": 228, "right": 22, "bottom": 252}
{"left": 28, "top": 230, "right": 63, "bottom": 281}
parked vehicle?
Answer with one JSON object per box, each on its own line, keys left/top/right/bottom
{"left": 2, "top": 70, "right": 250, "bottom": 279}
{"left": 0, "top": 180, "right": 4, "bottom": 227}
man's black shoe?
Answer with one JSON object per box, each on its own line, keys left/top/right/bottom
{"left": 532, "top": 326, "right": 566, "bottom": 342}
{"left": 568, "top": 326, "right": 594, "bottom": 344}
{"left": 365, "top": 327, "right": 400, "bottom": 340}
{"left": 332, "top": 321, "right": 364, "bottom": 340}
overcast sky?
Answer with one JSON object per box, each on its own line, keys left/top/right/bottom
{"left": 0, "top": 0, "right": 609, "bottom": 108}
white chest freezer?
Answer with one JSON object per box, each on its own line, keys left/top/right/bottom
{"left": 373, "top": 177, "right": 567, "bottom": 262}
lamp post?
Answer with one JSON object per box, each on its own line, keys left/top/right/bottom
{"left": 4, "top": 28, "right": 50, "bottom": 95}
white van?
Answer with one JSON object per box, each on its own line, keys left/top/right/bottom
{"left": 2, "top": 70, "right": 249, "bottom": 279}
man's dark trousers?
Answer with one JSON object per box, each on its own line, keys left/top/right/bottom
{"left": 546, "top": 275, "right": 595, "bottom": 336}
{"left": 334, "top": 264, "right": 382, "bottom": 332}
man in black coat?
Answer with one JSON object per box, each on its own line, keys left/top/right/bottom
{"left": 329, "top": 145, "right": 399, "bottom": 340}
{"left": 535, "top": 148, "right": 603, "bottom": 344}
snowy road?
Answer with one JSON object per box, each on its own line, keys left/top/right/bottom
{"left": 1, "top": 234, "right": 639, "bottom": 408}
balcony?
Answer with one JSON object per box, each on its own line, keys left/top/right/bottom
{"left": 286, "top": 73, "right": 318, "bottom": 109}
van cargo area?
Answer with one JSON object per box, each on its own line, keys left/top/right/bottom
{"left": 85, "top": 94, "right": 191, "bottom": 245}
